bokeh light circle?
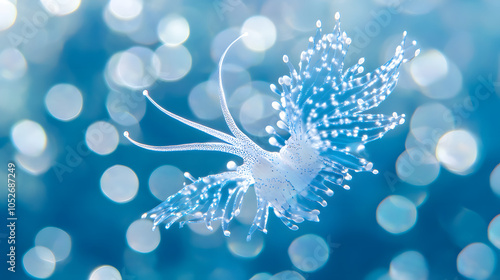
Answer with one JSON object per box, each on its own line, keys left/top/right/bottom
{"left": 41, "top": 0, "right": 81, "bottom": 16}
{"left": 488, "top": 214, "right": 500, "bottom": 250}
{"left": 241, "top": 16, "right": 277, "bottom": 52}
{"left": 457, "top": 243, "right": 497, "bottom": 280}
{"left": 489, "top": 164, "right": 500, "bottom": 198}
{"left": 35, "top": 227, "right": 72, "bottom": 262}
{"left": 149, "top": 165, "right": 184, "bottom": 201}
{"left": 436, "top": 130, "right": 478, "bottom": 175}
{"left": 85, "top": 121, "right": 119, "bottom": 155}
{"left": 396, "top": 148, "right": 440, "bottom": 186}
{"left": 11, "top": 120, "right": 47, "bottom": 156}
{"left": 45, "top": 84, "right": 83, "bottom": 121}
{"left": 376, "top": 195, "right": 417, "bottom": 234}
{"left": 389, "top": 251, "right": 429, "bottom": 280}
{"left": 269, "top": 270, "right": 305, "bottom": 280}
{"left": 108, "top": 0, "right": 142, "bottom": 20}
{"left": 409, "top": 102, "right": 455, "bottom": 144}
{"left": 0, "top": 0, "right": 17, "bottom": 31}
{"left": 0, "top": 48, "right": 27, "bottom": 80}
{"left": 250, "top": 272, "right": 272, "bottom": 280}
{"left": 157, "top": 14, "right": 190, "bottom": 46}
{"left": 410, "top": 49, "right": 462, "bottom": 99}
{"left": 126, "top": 219, "right": 161, "bottom": 253}
{"left": 23, "top": 246, "right": 56, "bottom": 279}
{"left": 227, "top": 227, "right": 264, "bottom": 258}
{"left": 89, "top": 265, "right": 122, "bottom": 280}
{"left": 288, "top": 234, "right": 329, "bottom": 272}
{"left": 154, "top": 44, "right": 192, "bottom": 81}
{"left": 101, "top": 165, "right": 139, "bottom": 203}
{"left": 188, "top": 81, "right": 221, "bottom": 120}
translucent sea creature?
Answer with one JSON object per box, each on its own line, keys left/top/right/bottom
{"left": 124, "top": 13, "right": 419, "bottom": 241}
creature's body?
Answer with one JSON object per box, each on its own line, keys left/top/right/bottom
{"left": 125, "top": 13, "right": 419, "bottom": 240}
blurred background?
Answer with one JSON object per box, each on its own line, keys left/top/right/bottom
{"left": 1, "top": 0, "right": 500, "bottom": 279}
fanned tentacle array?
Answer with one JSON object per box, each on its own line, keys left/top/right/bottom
{"left": 142, "top": 171, "right": 253, "bottom": 235}
{"left": 270, "top": 12, "right": 419, "bottom": 175}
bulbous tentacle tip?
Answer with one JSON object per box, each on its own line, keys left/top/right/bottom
{"left": 224, "top": 230, "right": 231, "bottom": 237}
{"left": 335, "top": 12, "right": 340, "bottom": 21}
{"left": 142, "top": 90, "right": 149, "bottom": 96}
{"left": 123, "top": 131, "right": 129, "bottom": 137}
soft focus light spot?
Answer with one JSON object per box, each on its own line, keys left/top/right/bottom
{"left": 270, "top": 270, "right": 305, "bottom": 280}
{"left": 101, "top": 165, "right": 139, "bottom": 203}
{"left": 0, "top": 48, "right": 26, "bottom": 80}
{"left": 457, "top": 243, "right": 497, "bottom": 280}
{"left": 103, "top": 5, "right": 141, "bottom": 34}
{"left": 436, "top": 130, "right": 478, "bottom": 175}
{"left": 488, "top": 214, "right": 500, "bottom": 250}
{"left": 188, "top": 81, "right": 221, "bottom": 120}
{"left": 108, "top": 0, "right": 142, "bottom": 20}
{"left": 107, "top": 47, "right": 160, "bottom": 90}
{"left": 241, "top": 16, "right": 277, "bottom": 52}
{"left": 0, "top": 0, "right": 16, "bottom": 31}
{"left": 410, "top": 50, "right": 462, "bottom": 99}
{"left": 390, "top": 251, "right": 429, "bottom": 280}
{"left": 396, "top": 148, "right": 440, "bottom": 186}
{"left": 117, "top": 52, "right": 144, "bottom": 87}
{"left": 250, "top": 273, "right": 272, "bottom": 280}
{"left": 149, "top": 165, "right": 184, "bottom": 201}
{"left": 377, "top": 195, "right": 417, "bottom": 234}
{"left": 85, "top": 121, "right": 119, "bottom": 155}
{"left": 449, "top": 208, "right": 487, "bottom": 248}
{"left": 126, "top": 219, "right": 161, "bottom": 253}
{"left": 157, "top": 14, "right": 190, "bottom": 46}
{"left": 106, "top": 90, "right": 146, "bottom": 126}
{"left": 288, "top": 234, "right": 329, "bottom": 272}
{"left": 41, "top": 0, "right": 81, "bottom": 16}
{"left": 23, "top": 246, "right": 56, "bottom": 279}
{"left": 154, "top": 44, "right": 192, "bottom": 81}
{"left": 35, "top": 227, "right": 72, "bottom": 262}
{"left": 227, "top": 227, "right": 264, "bottom": 258}
{"left": 15, "top": 151, "right": 53, "bottom": 176}
{"left": 11, "top": 120, "right": 47, "bottom": 157}
{"left": 45, "top": 84, "right": 83, "bottom": 121}
{"left": 89, "top": 265, "right": 122, "bottom": 280}
{"left": 410, "top": 103, "right": 454, "bottom": 145}
{"left": 411, "top": 50, "right": 448, "bottom": 87}
{"left": 490, "top": 164, "right": 500, "bottom": 198}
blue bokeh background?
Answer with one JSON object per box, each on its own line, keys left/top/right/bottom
{"left": 1, "top": 0, "right": 500, "bottom": 279}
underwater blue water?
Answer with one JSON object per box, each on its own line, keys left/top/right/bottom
{"left": 1, "top": 0, "right": 500, "bottom": 279}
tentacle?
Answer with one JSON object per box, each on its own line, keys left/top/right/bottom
{"left": 217, "top": 33, "right": 262, "bottom": 150}
{"left": 142, "top": 172, "right": 252, "bottom": 232}
{"left": 124, "top": 131, "right": 246, "bottom": 158}
{"left": 142, "top": 90, "right": 238, "bottom": 145}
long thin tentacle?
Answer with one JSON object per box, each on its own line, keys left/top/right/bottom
{"left": 142, "top": 90, "right": 238, "bottom": 145}
{"left": 217, "top": 34, "right": 260, "bottom": 149}
{"left": 124, "top": 131, "right": 246, "bottom": 158}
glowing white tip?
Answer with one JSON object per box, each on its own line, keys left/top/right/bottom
{"left": 343, "top": 185, "right": 350, "bottom": 190}
{"left": 224, "top": 230, "right": 231, "bottom": 236}
{"left": 283, "top": 55, "right": 289, "bottom": 63}
{"left": 335, "top": 12, "right": 340, "bottom": 20}
{"left": 124, "top": 131, "right": 129, "bottom": 137}
{"left": 403, "top": 31, "right": 407, "bottom": 36}
{"left": 142, "top": 90, "right": 149, "bottom": 96}
{"left": 316, "top": 20, "right": 321, "bottom": 28}
{"left": 141, "top": 213, "right": 147, "bottom": 218}
{"left": 226, "top": 161, "right": 237, "bottom": 170}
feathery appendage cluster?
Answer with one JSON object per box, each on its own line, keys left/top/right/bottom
{"left": 125, "top": 13, "right": 419, "bottom": 240}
